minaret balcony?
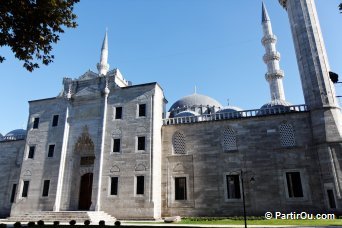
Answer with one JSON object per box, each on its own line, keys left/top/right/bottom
{"left": 263, "top": 51, "right": 281, "bottom": 63}
{"left": 262, "top": 34, "right": 277, "bottom": 45}
{"left": 265, "top": 70, "right": 284, "bottom": 81}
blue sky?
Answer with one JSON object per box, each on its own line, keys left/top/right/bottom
{"left": 1, "top": 0, "right": 342, "bottom": 135}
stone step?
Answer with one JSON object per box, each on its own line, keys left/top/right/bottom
{"left": 6, "top": 211, "right": 116, "bottom": 224}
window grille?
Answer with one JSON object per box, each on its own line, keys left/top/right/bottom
{"left": 172, "top": 131, "right": 186, "bottom": 154}
{"left": 222, "top": 128, "right": 237, "bottom": 151}
{"left": 279, "top": 123, "right": 295, "bottom": 147}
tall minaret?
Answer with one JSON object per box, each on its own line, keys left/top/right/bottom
{"left": 97, "top": 31, "right": 110, "bottom": 76}
{"left": 261, "top": 2, "right": 286, "bottom": 101}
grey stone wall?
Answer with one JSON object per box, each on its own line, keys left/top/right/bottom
{"left": 161, "top": 112, "right": 332, "bottom": 217}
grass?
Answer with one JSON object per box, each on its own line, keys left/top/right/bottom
{"left": 125, "top": 217, "right": 342, "bottom": 226}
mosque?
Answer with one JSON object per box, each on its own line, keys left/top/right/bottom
{"left": 0, "top": 0, "right": 341, "bottom": 220}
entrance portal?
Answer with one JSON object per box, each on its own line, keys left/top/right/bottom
{"left": 78, "top": 173, "right": 93, "bottom": 210}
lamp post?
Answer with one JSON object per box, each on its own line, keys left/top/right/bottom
{"left": 240, "top": 170, "right": 255, "bottom": 228}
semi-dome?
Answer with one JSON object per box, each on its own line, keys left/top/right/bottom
{"left": 169, "top": 93, "right": 222, "bottom": 111}
{"left": 217, "top": 106, "right": 243, "bottom": 113}
{"left": 260, "top": 99, "right": 292, "bottom": 110}
{"left": 2, "top": 129, "right": 27, "bottom": 141}
{"left": 174, "top": 110, "right": 199, "bottom": 118}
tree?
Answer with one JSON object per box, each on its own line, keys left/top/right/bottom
{"left": 340, "top": 3, "right": 342, "bottom": 13}
{"left": 0, "top": 0, "right": 79, "bottom": 71}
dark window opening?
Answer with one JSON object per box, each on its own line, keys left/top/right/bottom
{"left": 52, "top": 115, "right": 59, "bottom": 127}
{"left": 138, "top": 104, "right": 146, "bottom": 117}
{"left": 33, "top": 118, "right": 39, "bottom": 129}
{"left": 115, "top": 107, "right": 122, "bottom": 119}
{"left": 138, "top": 137, "right": 145, "bottom": 151}
{"left": 28, "top": 146, "right": 35, "bottom": 159}
{"left": 286, "top": 172, "right": 304, "bottom": 198}
{"left": 226, "top": 175, "right": 241, "bottom": 199}
{"left": 10, "top": 184, "right": 17, "bottom": 203}
{"left": 113, "top": 139, "right": 120, "bottom": 153}
{"left": 42, "top": 180, "right": 50, "bottom": 197}
{"left": 136, "top": 176, "right": 144, "bottom": 195}
{"left": 175, "top": 177, "right": 187, "bottom": 200}
{"left": 110, "top": 177, "right": 118, "bottom": 195}
{"left": 22, "top": 181, "right": 29, "bottom": 197}
{"left": 48, "top": 144, "right": 55, "bottom": 157}
{"left": 80, "top": 156, "right": 95, "bottom": 166}
{"left": 327, "top": 189, "right": 336, "bottom": 209}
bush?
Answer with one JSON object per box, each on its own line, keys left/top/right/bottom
{"left": 99, "top": 220, "right": 105, "bottom": 226}
{"left": 114, "top": 220, "right": 121, "bottom": 226}
{"left": 13, "top": 222, "right": 21, "bottom": 228}
{"left": 84, "top": 220, "right": 91, "bottom": 225}
{"left": 0, "top": 223, "right": 7, "bottom": 228}
{"left": 37, "top": 220, "right": 44, "bottom": 226}
{"left": 27, "top": 221, "right": 35, "bottom": 227}
{"left": 69, "top": 220, "right": 76, "bottom": 226}
{"left": 53, "top": 221, "right": 60, "bottom": 226}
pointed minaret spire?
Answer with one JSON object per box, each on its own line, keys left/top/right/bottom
{"left": 97, "top": 30, "right": 110, "bottom": 76}
{"left": 261, "top": 2, "right": 286, "bottom": 101}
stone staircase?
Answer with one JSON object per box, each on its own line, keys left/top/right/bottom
{"left": 7, "top": 211, "right": 116, "bottom": 224}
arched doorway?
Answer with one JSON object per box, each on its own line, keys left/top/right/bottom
{"left": 78, "top": 173, "right": 93, "bottom": 210}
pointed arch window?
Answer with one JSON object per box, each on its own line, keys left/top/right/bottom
{"left": 172, "top": 131, "right": 186, "bottom": 155}
{"left": 279, "top": 122, "right": 295, "bottom": 147}
{"left": 222, "top": 128, "right": 237, "bottom": 151}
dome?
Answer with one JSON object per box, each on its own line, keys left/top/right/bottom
{"left": 169, "top": 93, "right": 222, "bottom": 111}
{"left": 2, "top": 129, "right": 27, "bottom": 141}
{"left": 217, "top": 106, "right": 243, "bottom": 113}
{"left": 174, "top": 110, "right": 199, "bottom": 118}
{"left": 260, "top": 99, "right": 292, "bottom": 110}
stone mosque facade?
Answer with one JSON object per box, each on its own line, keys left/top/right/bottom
{"left": 1, "top": 0, "right": 342, "bottom": 219}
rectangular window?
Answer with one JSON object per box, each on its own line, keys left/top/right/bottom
{"left": 327, "top": 189, "right": 336, "bottom": 209}
{"left": 33, "top": 117, "right": 39, "bottom": 129}
{"left": 28, "top": 146, "right": 35, "bottom": 159}
{"left": 52, "top": 115, "right": 59, "bottom": 127}
{"left": 286, "top": 172, "right": 304, "bottom": 198}
{"left": 48, "top": 144, "right": 55, "bottom": 157}
{"left": 136, "top": 176, "right": 144, "bottom": 195}
{"left": 10, "top": 184, "right": 17, "bottom": 203}
{"left": 226, "top": 175, "right": 241, "bottom": 199}
{"left": 113, "top": 139, "right": 121, "bottom": 153}
{"left": 175, "top": 177, "right": 187, "bottom": 200}
{"left": 137, "top": 136, "right": 145, "bottom": 151}
{"left": 115, "top": 107, "right": 122, "bottom": 119}
{"left": 22, "top": 181, "right": 29, "bottom": 197}
{"left": 110, "top": 177, "right": 118, "bottom": 195}
{"left": 42, "top": 180, "right": 50, "bottom": 197}
{"left": 138, "top": 104, "right": 146, "bottom": 117}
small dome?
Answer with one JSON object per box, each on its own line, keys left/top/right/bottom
{"left": 217, "top": 106, "right": 243, "bottom": 113}
{"left": 174, "top": 110, "right": 199, "bottom": 118}
{"left": 2, "top": 129, "right": 26, "bottom": 141}
{"left": 169, "top": 93, "right": 222, "bottom": 111}
{"left": 260, "top": 99, "right": 292, "bottom": 110}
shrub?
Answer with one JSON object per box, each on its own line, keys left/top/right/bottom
{"left": 37, "top": 220, "right": 44, "bottom": 226}
{"left": 99, "top": 220, "right": 105, "bottom": 226}
{"left": 69, "top": 220, "right": 76, "bottom": 226}
{"left": 84, "top": 220, "right": 91, "bottom": 225}
{"left": 13, "top": 222, "right": 21, "bottom": 228}
{"left": 0, "top": 223, "right": 7, "bottom": 228}
{"left": 53, "top": 221, "right": 60, "bottom": 226}
{"left": 27, "top": 221, "right": 35, "bottom": 227}
{"left": 114, "top": 220, "right": 121, "bottom": 226}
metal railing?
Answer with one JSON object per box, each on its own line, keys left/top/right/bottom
{"left": 163, "top": 104, "right": 308, "bottom": 125}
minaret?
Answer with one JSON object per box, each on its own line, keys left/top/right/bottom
{"left": 261, "top": 2, "right": 286, "bottom": 101}
{"left": 97, "top": 31, "right": 110, "bottom": 76}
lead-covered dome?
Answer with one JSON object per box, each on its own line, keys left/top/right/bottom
{"left": 260, "top": 99, "right": 292, "bottom": 110}
{"left": 1, "top": 129, "right": 27, "bottom": 141}
{"left": 174, "top": 110, "right": 199, "bottom": 118}
{"left": 169, "top": 93, "right": 222, "bottom": 112}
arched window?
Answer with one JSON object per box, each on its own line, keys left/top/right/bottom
{"left": 172, "top": 131, "right": 186, "bottom": 154}
{"left": 222, "top": 128, "right": 237, "bottom": 151}
{"left": 279, "top": 122, "right": 295, "bottom": 147}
